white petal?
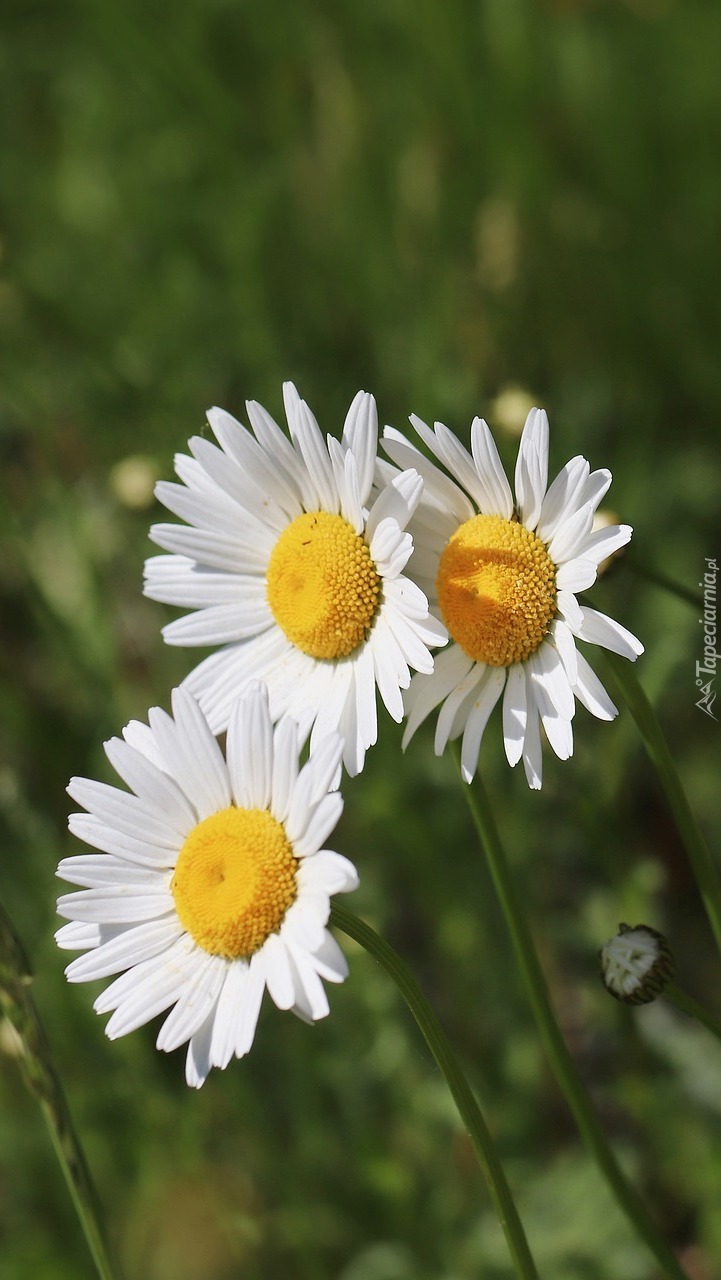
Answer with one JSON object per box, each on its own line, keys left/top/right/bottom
{"left": 67, "top": 812, "right": 175, "bottom": 868}
{"left": 529, "top": 643, "right": 575, "bottom": 720}
{"left": 245, "top": 398, "right": 306, "bottom": 514}
{"left": 154, "top": 474, "right": 247, "bottom": 536}
{"left": 57, "top": 886, "right": 173, "bottom": 925}
{"left": 144, "top": 558, "right": 247, "bottom": 609}
{"left": 120, "top": 718, "right": 167, "bottom": 771}
{"left": 555, "top": 558, "right": 598, "bottom": 593}
{"left": 149, "top": 521, "right": 271, "bottom": 574}
{"left": 536, "top": 457, "right": 590, "bottom": 542}
{"left": 299, "top": 733, "right": 344, "bottom": 808}
{"left": 369, "top": 622, "right": 406, "bottom": 722}
{"left": 156, "top": 952, "right": 226, "bottom": 1053}
{"left": 381, "top": 604, "right": 440, "bottom": 677}
{"left": 55, "top": 920, "right": 103, "bottom": 951}
{"left": 383, "top": 425, "right": 474, "bottom": 524}
{"left": 574, "top": 651, "right": 618, "bottom": 720}
{"left": 434, "top": 663, "right": 487, "bottom": 756}
{"left": 162, "top": 600, "right": 272, "bottom": 647}
{"left": 269, "top": 715, "right": 301, "bottom": 823}
{"left": 284, "top": 942, "right": 330, "bottom": 1020}
{"left": 288, "top": 793, "right": 344, "bottom": 857}
{"left": 309, "top": 929, "right": 349, "bottom": 983}
{"left": 541, "top": 710, "right": 574, "bottom": 761}
{"left": 574, "top": 523, "right": 633, "bottom": 566}
{"left": 102, "top": 738, "right": 197, "bottom": 829}
{"left": 341, "top": 390, "right": 377, "bottom": 502}
{"left": 402, "top": 644, "right": 476, "bottom": 747}
{"left": 297, "top": 850, "right": 359, "bottom": 895}
{"left": 514, "top": 408, "right": 549, "bottom": 530}
{"left": 382, "top": 574, "right": 433, "bottom": 621}
{"left": 169, "top": 688, "right": 233, "bottom": 814}
{"left": 185, "top": 1008, "right": 216, "bottom": 1088}
{"left": 282, "top": 897, "right": 327, "bottom": 953}
{"left": 576, "top": 607, "right": 644, "bottom": 659}
{"left": 334, "top": 644, "right": 377, "bottom": 778}
{"left": 283, "top": 382, "right": 338, "bottom": 513}
{"left": 65, "top": 918, "right": 183, "bottom": 983}
{"left": 203, "top": 411, "right": 295, "bottom": 527}
{"left": 502, "top": 662, "right": 527, "bottom": 767}
{"left": 548, "top": 619, "right": 578, "bottom": 687}
{"left": 459, "top": 667, "right": 506, "bottom": 782}
{"left": 209, "top": 960, "right": 251, "bottom": 1069}
{"left": 57, "top": 854, "right": 168, "bottom": 890}
{"left": 522, "top": 676, "right": 543, "bottom": 790}
{"left": 261, "top": 933, "right": 296, "bottom": 1010}
{"left": 579, "top": 467, "right": 612, "bottom": 513}
{"left": 412, "top": 417, "right": 491, "bottom": 514}
{"left": 556, "top": 590, "right": 584, "bottom": 630}
{"left": 548, "top": 503, "right": 595, "bottom": 565}
{"left": 234, "top": 953, "right": 266, "bottom": 1057}
{"left": 226, "top": 683, "right": 274, "bottom": 809}
{"left": 469, "top": 417, "right": 514, "bottom": 518}
{"left": 367, "top": 468, "right": 423, "bottom": 550}
{"left": 182, "top": 629, "right": 291, "bottom": 734}
{"left": 67, "top": 777, "right": 187, "bottom": 847}
{"left": 328, "top": 437, "right": 364, "bottom": 534}
{"left": 99, "top": 935, "right": 197, "bottom": 1034}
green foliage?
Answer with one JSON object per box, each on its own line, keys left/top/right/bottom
{"left": 1, "top": 0, "right": 719, "bottom": 1276}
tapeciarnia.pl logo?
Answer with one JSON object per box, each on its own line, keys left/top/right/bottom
{"left": 696, "top": 557, "right": 718, "bottom": 720}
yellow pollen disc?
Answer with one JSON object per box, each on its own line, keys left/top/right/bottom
{"left": 171, "top": 808, "right": 298, "bottom": 959}
{"left": 266, "top": 510, "right": 381, "bottom": 660}
{"left": 436, "top": 514, "right": 557, "bottom": 667}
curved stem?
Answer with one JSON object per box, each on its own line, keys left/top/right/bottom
{"left": 0, "top": 900, "right": 122, "bottom": 1280}
{"left": 460, "top": 768, "right": 690, "bottom": 1280}
{"left": 665, "top": 983, "right": 721, "bottom": 1044}
{"left": 624, "top": 558, "right": 703, "bottom": 612}
{"left": 601, "top": 651, "right": 721, "bottom": 958}
{"left": 330, "top": 901, "right": 539, "bottom": 1280}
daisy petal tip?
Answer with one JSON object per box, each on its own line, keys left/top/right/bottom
{"left": 408, "top": 412, "right": 429, "bottom": 432}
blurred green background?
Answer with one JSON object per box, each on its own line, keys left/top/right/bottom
{"left": 1, "top": 0, "right": 720, "bottom": 1276}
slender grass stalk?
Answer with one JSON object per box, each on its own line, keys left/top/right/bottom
{"left": 665, "top": 983, "right": 721, "bottom": 1045}
{"left": 460, "top": 767, "right": 690, "bottom": 1280}
{"left": 330, "top": 901, "right": 540, "bottom": 1280}
{"left": 0, "top": 900, "right": 122, "bottom": 1280}
{"left": 601, "top": 651, "right": 721, "bottom": 957}
{"left": 624, "top": 558, "right": 703, "bottom": 612}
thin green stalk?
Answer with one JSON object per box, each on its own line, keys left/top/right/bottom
{"left": 624, "top": 558, "right": 703, "bottom": 612}
{"left": 330, "top": 901, "right": 539, "bottom": 1280}
{"left": 0, "top": 901, "right": 122, "bottom": 1280}
{"left": 601, "top": 651, "right": 721, "bottom": 957}
{"left": 665, "top": 983, "right": 721, "bottom": 1045}
{"left": 460, "top": 768, "right": 690, "bottom": 1280}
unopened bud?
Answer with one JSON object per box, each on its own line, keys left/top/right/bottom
{"left": 600, "top": 923, "right": 674, "bottom": 1005}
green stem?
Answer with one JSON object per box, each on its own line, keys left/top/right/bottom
{"left": 624, "top": 558, "right": 703, "bottom": 612}
{"left": 601, "top": 651, "right": 721, "bottom": 957}
{"left": 460, "top": 768, "right": 690, "bottom": 1280}
{"left": 665, "top": 983, "right": 721, "bottom": 1044}
{"left": 330, "top": 901, "right": 539, "bottom": 1280}
{"left": 0, "top": 901, "right": 122, "bottom": 1280}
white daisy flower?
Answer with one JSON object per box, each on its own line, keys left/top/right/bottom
{"left": 382, "top": 408, "right": 644, "bottom": 789}
{"left": 144, "top": 383, "right": 446, "bottom": 777}
{"left": 56, "top": 683, "right": 358, "bottom": 1088}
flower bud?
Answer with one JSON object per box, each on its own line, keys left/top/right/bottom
{"left": 600, "top": 923, "right": 675, "bottom": 1005}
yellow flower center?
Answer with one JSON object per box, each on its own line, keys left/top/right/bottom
{"left": 171, "top": 808, "right": 298, "bottom": 958}
{"left": 266, "top": 511, "right": 381, "bottom": 660}
{"left": 436, "top": 514, "right": 557, "bottom": 667}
